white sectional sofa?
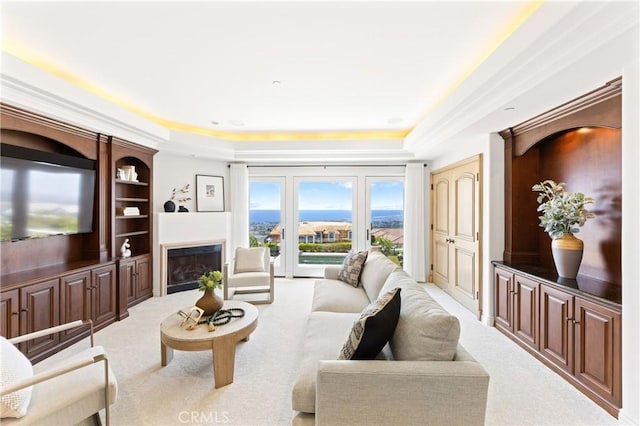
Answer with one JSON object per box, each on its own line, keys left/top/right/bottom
{"left": 292, "top": 250, "right": 490, "bottom": 426}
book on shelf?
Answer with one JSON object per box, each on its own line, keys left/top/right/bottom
{"left": 119, "top": 207, "right": 141, "bottom": 216}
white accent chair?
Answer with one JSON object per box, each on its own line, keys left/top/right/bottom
{"left": 0, "top": 320, "right": 117, "bottom": 425}
{"left": 224, "top": 247, "right": 274, "bottom": 304}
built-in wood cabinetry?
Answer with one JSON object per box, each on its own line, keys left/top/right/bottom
{"left": 495, "top": 269, "right": 539, "bottom": 352}
{"left": 0, "top": 104, "right": 156, "bottom": 362}
{"left": 119, "top": 254, "right": 152, "bottom": 312}
{"left": 111, "top": 137, "right": 155, "bottom": 316}
{"left": 494, "top": 263, "right": 621, "bottom": 416}
{"left": 19, "top": 278, "right": 60, "bottom": 361}
{"left": 496, "top": 78, "right": 622, "bottom": 417}
{"left": 0, "top": 288, "right": 20, "bottom": 339}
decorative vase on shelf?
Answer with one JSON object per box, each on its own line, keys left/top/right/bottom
{"left": 551, "top": 233, "right": 584, "bottom": 279}
{"left": 163, "top": 200, "right": 176, "bottom": 212}
{"left": 195, "top": 289, "right": 223, "bottom": 316}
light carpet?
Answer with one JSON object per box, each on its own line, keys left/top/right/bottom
{"left": 40, "top": 278, "right": 617, "bottom": 425}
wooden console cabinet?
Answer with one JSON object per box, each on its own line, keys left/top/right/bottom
{"left": 1, "top": 262, "right": 117, "bottom": 363}
{"left": 494, "top": 263, "right": 621, "bottom": 416}
{"left": 0, "top": 104, "right": 156, "bottom": 362}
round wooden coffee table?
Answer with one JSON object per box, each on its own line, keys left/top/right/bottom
{"left": 160, "top": 300, "right": 259, "bottom": 388}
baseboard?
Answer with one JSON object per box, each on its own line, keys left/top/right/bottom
{"left": 482, "top": 314, "right": 495, "bottom": 327}
{"left": 616, "top": 409, "right": 638, "bottom": 425}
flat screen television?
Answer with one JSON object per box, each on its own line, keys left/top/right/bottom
{"left": 1, "top": 144, "right": 96, "bottom": 242}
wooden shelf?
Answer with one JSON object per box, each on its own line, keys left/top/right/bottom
{"left": 115, "top": 230, "right": 149, "bottom": 238}
{"left": 115, "top": 179, "right": 149, "bottom": 186}
{"left": 115, "top": 197, "right": 149, "bottom": 202}
{"left": 115, "top": 215, "right": 149, "bottom": 220}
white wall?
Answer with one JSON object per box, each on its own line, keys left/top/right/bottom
{"left": 619, "top": 56, "right": 640, "bottom": 426}
{"left": 153, "top": 150, "right": 229, "bottom": 214}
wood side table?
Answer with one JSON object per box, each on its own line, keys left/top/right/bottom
{"left": 160, "top": 300, "right": 259, "bottom": 388}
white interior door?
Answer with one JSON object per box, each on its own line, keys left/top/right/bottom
{"left": 431, "top": 156, "right": 482, "bottom": 318}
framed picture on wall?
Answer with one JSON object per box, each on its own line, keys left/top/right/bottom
{"left": 196, "top": 175, "right": 225, "bottom": 212}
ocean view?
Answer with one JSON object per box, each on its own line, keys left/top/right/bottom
{"left": 250, "top": 209, "right": 403, "bottom": 224}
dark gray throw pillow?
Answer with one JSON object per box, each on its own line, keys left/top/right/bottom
{"left": 338, "top": 288, "right": 401, "bottom": 360}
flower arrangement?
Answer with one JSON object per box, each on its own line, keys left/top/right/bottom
{"left": 532, "top": 180, "right": 596, "bottom": 240}
{"left": 198, "top": 270, "right": 223, "bottom": 291}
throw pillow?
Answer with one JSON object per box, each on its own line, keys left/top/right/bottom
{"left": 0, "top": 337, "right": 34, "bottom": 418}
{"left": 390, "top": 285, "right": 460, "bottom": 361}
{"left": 338, "top": 288, "right": 401, "bottom": 360}
{"left": 360, "top": 251, "right": 400, "bottom": 301}
{"left": 338, "top": 250, "right": 368, "bottom": 287}
{"left": 234, "top": 247, "right": 266, "bottom": 273}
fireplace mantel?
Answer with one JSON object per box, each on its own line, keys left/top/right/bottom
{"left": 153, "top": 212, "right": 231, "bottom": 296}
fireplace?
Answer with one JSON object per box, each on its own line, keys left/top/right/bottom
{"left": 165, "top": 243, "right": 223, "bottom": 294}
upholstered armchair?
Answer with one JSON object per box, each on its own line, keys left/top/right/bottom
{"left": 0, "top": 320, "right": 117, "bottom": 425}
{"left": 224, "top": 247, "right": 274, "bottom": 304}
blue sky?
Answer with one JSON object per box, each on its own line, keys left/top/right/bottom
{"left": 250, "top": 180, "right": 404, "bottom": 210}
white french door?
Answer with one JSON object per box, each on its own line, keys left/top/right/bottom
{"left": 293, "top": 177, "right": 357, "bottom": 277}
{"left": 365, "top": 177, "right": 405, "bottom": 266}
{"left": 248, "top": 178, "right": 286, "bottom": 276}
{"left": 248, "top": 166, "right": 406, "bottom": 278}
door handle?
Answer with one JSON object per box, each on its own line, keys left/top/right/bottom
{"left": 366, "top": 229, "right": 370, "bottom": 240}
{"left": 282, "top": 228, "right": 285, "bottom": 239}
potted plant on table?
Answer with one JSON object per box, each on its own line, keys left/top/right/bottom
{"left": 196, "top": 270, "right": 224, "bottom": 315}
{"left": 532, "top": 180, "right": 596, "bottom": 279}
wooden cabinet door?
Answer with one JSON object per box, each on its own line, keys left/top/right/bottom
{"left": 0, "top": 289, "right": 20, "bottom": 339}
{"left": 19, "top": 278, "right": 60, "bottom": 359}
{"left": 494, "top": 267, "right": 513, "bottom": 332}
{"left": 540, "top": 284, "right": 574, "bottom": 373}
{"left": 92, "top": 264, "right": 117, "bottom": 326}
{"left": 60, "top": 270, "right": 91, "bottom": 341}
{"left": 512, "top": 275, "right": 539, "bottom": 350}
{"left": 136, "top": 255, "right": 152, "bottom": 301}
{"left": 574, "top": 297, "right": 621, "bottom": 407}
{"left": 120, "top": 259, "right": 136, "bottom": 305}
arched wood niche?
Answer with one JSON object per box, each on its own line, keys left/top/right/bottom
{"left": 0, "top": 104, "right": 109, "bottom": 275}
{"left": 499, "top": 78, "right": 622, "bottom": 284}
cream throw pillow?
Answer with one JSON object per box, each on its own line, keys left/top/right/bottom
{"left": 0, "top": 336, "right": 33, "bottom": 418}
{"left": 360, "top": 252, "right": 399, "bottom": 301}
{"left": 234, "top": 247, "right": 266, "bottom": 273}
{"left": 381, "top": 271, "right": 460, "bottom": 361}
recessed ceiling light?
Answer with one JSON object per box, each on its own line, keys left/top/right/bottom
{"left": 272, "top": 80, "right": 281, "bottom": 85}
{"left": 387, "top": 117, "right": 403, "bottom": 125}
{"left": 503, "top": 106, "right": 516, "bottom": 111}
{"left": 228, "top": 120, "right": 245, "bottom": 127}
{"left": 210, "top": 120, "right": 219, "bottom": 125}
